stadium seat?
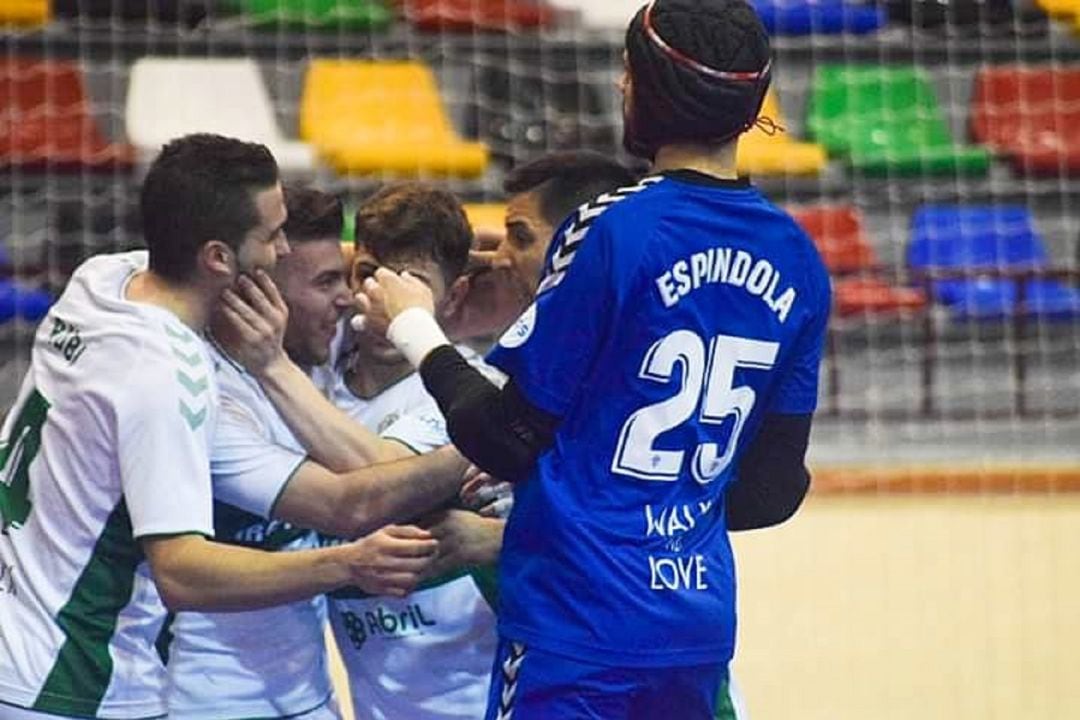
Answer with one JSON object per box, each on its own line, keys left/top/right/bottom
{"left": 806, "top": 65, "right": 990, "bottom": 177}
{"left": 125, "top": 58, "right": 316, "bottom": 172}
{"left": 0, "top": 0, "right": 49, "bottom": 26}
{"left": 751, "top": 0, "right": 886, "bottom": 35}
{"left": 882, "top": 0, "right": 1050, "bottom": 36}
{"left": 971, "top": 65, "right": 1080, "bottom": 176}
{"left": 402, "top": 0, "right": 558, "bottom": 31}
{"left": 53, "top": 0, "right": 209, "bottom": 27}
{"left": 908, "top": 205, "right": 1080, "bottom": 320}
{"left": 0, "top": 280, "right": 52, "bottom": 324}
{"left": 1035, "top": 0, "right": 1078, "bottom": 18}
{"left": 300, "top": 60, "right": 489, "bottom": 177}
{"left": 230, "top": 0, "right": 393, "bottom": 30}
{"left": 736, "top": 89, "right": 828, "bottom": 176}
{"left": 790, "top": 205, "right": 926, "bottom": 317}
{"left": 0, "top": 58, "right": 134, "bottom": 171}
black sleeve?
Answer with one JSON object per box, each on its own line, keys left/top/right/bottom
{"left": 725, "top": 413, "right": 813, "bottom": 532}
{"left": 418, "top": 345, "right": 559, "bottom": 482}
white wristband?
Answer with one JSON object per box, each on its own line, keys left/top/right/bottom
{"left": 386, "top": 307, "right": 451, "bottom": 369}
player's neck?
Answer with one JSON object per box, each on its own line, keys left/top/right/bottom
{"left": 125, "top": 270, "right": 212, "bottom": 331}
{"left": 652, "top": 140, "right": 739, "bottom": 180}
{"left": 344, "top": 354, "right": 414, "bottom": 400}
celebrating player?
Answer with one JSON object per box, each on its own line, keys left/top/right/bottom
{"left": 318, "top": 183, "right": 505, "bottom": 720}
{"left": 357, "top": 1, "right": 831, "bottom": 717}
{"left": 0, "top": 135, "right": 437, "bottom": 720}
{"left": 167, "top": 186, "right": 477, "bottom": 720}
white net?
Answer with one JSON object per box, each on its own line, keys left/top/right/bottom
{"left": 1, "top": 1, "right": 1079, "bottom": 716}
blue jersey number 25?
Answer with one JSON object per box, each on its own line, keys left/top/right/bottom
{"left": 611, "top": 330, "right": 779, "bottom": 484}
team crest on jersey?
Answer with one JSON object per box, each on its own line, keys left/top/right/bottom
{"left": 498, "top": 302, "right": 537, "bottom": 349}
{"left": 536, "top": 176, "right": 664, "bottom": 295}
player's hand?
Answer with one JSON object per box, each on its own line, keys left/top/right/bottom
{"left": 215, "top": 270, "right": 289, "bottom": 377}
{"left": 341, "top": 525, "right": 438, "bottom": 598}
{"left": 460, "top": 465, "right": 513, "bottom": 518}
{"left": 354, "top": 267, "right": 435, "bottom": 339}
{"left": 420, "top": 510, "right": 504, "bottom": 576}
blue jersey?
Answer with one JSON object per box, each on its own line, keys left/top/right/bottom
{"left": 485, "top": 171, "right": 831, "bottom": 668}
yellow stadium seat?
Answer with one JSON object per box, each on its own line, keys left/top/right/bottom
{"left": 1036, "top": 0, "right": 1079, "bottom": 17}
{"left": 1, "top": 0, "right": 50, "bottom": 25}
{"left": 300, "top": 60, "right": 489, "bottom": 178}
{"left": 736, "top": 89, "right": 828, "bottom": 176}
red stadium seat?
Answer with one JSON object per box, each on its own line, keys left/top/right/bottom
{"left": 0, "top": 58, "right": 134, "bottom": 171}
{"left": 970, "top": 65, "right": 1080, "bottom": 175}
{"left": 401, "top": 0, "right": 558, "bottom": 32}
{"left": 790, "top": 205, "right": 926, "bottom": 317}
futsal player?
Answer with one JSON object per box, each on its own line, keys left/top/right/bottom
{"left": 0, "top": 135, "right": 438, "bottom": 720}
{"left": 357, "top": 1, "right": 832, "bottom": 717}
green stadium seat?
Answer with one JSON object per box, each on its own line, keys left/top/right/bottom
{"left": 230, "top": 0, "right": 394, "bottom": 30}
{"left": 806, "top": 65, "right": 990, "bottom": 177}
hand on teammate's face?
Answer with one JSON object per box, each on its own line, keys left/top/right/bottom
{"left": 215, "top": 270, "right": 290, "bottom": 377}
{"left": 353, "top": 267, "right": 436, "bottom": 338}
{"left": 343, "top": 524, "right": 438, "bottom": 598}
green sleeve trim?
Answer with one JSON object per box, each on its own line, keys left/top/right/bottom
{"left": 267, "top": 455, "right": 311, "bottom": 519}
{"left": 132, "top": 530, "right": 213, "bottom": 541}
{"left": 381, "top": 436, "right": 423, "bottom": 456}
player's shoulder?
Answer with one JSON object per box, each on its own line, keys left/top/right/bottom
{"left": 576, "top": 174, "right": 669, "bottom": 232}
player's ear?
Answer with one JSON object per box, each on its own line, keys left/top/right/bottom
{"left": 440, "top": 274, "right": 471, "bottom": 321}
{"left": 201, "top": 239, "right": 235, "bottom": 280}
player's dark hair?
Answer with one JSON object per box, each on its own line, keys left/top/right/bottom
{"left": 354, "top": 183, "right": 472, "bottom": 284}
{"left": 503, "top": 151, "right": 638, "bottom": 229}
{"left": 624, "top": 0, "right": 771, "bottom": 159}
{"left": 283, "top": 186, "right": 344, "bottom": 244}
{"left": 141, "top": 133, "right": 280, "bottom": 283}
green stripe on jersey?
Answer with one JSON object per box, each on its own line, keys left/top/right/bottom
{"left": 33, "top": 502, "right": 142, "bottom": 716}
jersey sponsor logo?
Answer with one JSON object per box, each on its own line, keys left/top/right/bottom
{"left": 655, "top": 246, "right": 797, "bottom": 323}
{"left": 376, "top": 412, "right": 400, "bottom": 434}
{"left": 498, "top": 302, "right": 536, "bottom": 349}
{"left": 537, "top": 176, "right": 664, "bottom": 295}
{"left": 47, "top": 317, "right": 89, "bottom": 365}
{"left": 338, "top": 604, "right": 437, "bottom": 651}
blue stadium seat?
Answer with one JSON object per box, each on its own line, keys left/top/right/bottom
{"left": 751, "top": 0, "right": 886, "bottom": 35}
{"left": 908, "top": 205, "right": 1080, "bottom": 320}
{"left": 0, "top": 280, "right": 52, "bottom": 324}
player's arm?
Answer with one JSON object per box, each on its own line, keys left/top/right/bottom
{"left": 273, "top": 445, "right": 473, "bottom": 539}
{"left": 217, "top": 271, "right": 412, "bottom": 471}
{"left": 421, "top": 509, "right": 505, "bottom": 579}
{"left": 727, "top": 239, "right": 830, "bottom": 531}
{"left": 141, "top": 526, "right": 437, "bottom": 612}
{"left": 725, "top": 413, "right": 813, "bottom": 531}
{"left": 252, "top": 355, "right": 414, "bottom": 469}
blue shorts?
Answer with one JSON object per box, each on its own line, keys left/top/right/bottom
{"left": 484, "top": 638, "right": 730, "bottom": 720}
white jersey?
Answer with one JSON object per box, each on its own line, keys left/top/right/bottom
{"left": 0, "top": 251, "right": 216, "bottom": 719}
{"left": 164, "top": 341, "right": 335, "bottom": 720}
{"left": 321, "top": 340, "right": 500, "bottom": 720}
